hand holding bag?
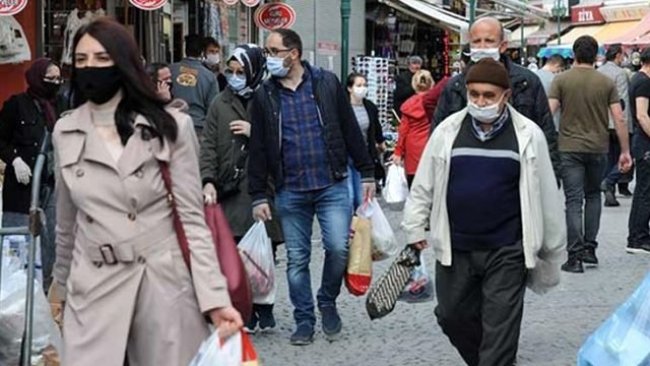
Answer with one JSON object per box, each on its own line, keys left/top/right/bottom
{"left": 159, "top": 162, "right": 253, "bottom": 323}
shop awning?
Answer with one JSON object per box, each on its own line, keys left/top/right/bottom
{"left": 593, "top": 21, "right": 639, "bottom": 43}
{"left": 378, "top": 0, "right": 469, "bottom": 33}
{"left": 604, "top": 12, "right": 650, "bottom": 45}
{"left": 559, "top": 25, "right": 606, "bottom": 46}
{"left": 526, "top": 21, "right": 572, "bottom": 46}
{"left": 508, "top": 24, "right": 543, "bottom": 48}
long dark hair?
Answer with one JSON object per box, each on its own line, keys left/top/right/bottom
{"left": 71, "top": 18, "right": 177, "bottom": 144}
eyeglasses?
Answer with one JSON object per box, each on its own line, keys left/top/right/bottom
{"left": 263, "top": 48, "right": 292, "bottom": 57}
{"left": 224, "top": 69, "right": 246, "bottom": 77}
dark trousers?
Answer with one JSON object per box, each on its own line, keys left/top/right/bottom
{"left": 603, "top": 131, "right": 634, "bottom": 187}
{"left": 560, "top": 152, "right": 608, "bottom": 256}
{"left": 628, "top": 149, "right": 650, "bottom": 245}
{"left": 435, "top": 244, "right": 527, "bottom": 366}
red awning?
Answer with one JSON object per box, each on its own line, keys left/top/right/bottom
{"left": 604, "top": 12, "right": 650, "bottom": 45}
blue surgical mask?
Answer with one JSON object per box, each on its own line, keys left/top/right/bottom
{"left": 267, "top": 56, "right": 290, "bottom": 78}
{"left": 470, "top": 48, "right": 501, "bottom": 63}
{"left": 227, "top": 74, "right": 247, "bottom": 92}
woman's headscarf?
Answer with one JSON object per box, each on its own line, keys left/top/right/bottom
{"left": 228, "top": 44, "right": 266, "bottom": 98}
{"left": 25, "top": 58, "right": 58, "bottom": 128}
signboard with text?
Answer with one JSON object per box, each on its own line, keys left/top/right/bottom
{"left": 254, "top": 3, "right": 296, "bottom": 30}
{"left": 0, "top": 0, "right": 28, "bottom": 16}
{"left": 571, "top": 5, "right": 604, "bottom": 24}
{"left": 600, "top": 4, "right": 649, "bottom": 22}
{"left": 317, "top": 41, "right": 339, "bottom": 56}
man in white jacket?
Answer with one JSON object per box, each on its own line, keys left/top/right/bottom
{"left": 402, "top": 58, "right": 566, "bottom": 366}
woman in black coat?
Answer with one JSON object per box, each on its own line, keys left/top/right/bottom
{"left": 346, "top": 72, "right": 386, "bottom": 209}
{"left": 0, "top": 58, "right": 62, "bottom": 289}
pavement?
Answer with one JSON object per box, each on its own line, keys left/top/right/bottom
{"left": 251, "top": 194, "right": 650, "bottom": 366}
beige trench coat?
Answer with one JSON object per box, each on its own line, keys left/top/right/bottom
{"left": 51, "top": 103, "right": 231, "bottom": 366}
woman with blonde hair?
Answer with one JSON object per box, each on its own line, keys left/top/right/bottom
{"left": 392, "top": 70, "right": 435, "bottom": 187}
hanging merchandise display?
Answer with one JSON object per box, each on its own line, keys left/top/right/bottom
{"left": 60, "top": 8, "right": 105, "bottom": 65}
{"left": 129, "top": 0, "right": 166, "bottom": 11}
{"left": 0, "top": 0, "right": 28, "bottom": 16}
{"left": 0, "top": 15, "right": 30, "bottom": 64}
{"left": 254, "top": 2, "right": 295, "bottom": 30}
{"left": 352, "top": 55, "right": 397, "bottom": 132}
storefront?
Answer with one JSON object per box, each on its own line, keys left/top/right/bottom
{"left": 600, "top": 1, "right": 650, "bottom": 47}
{"left": 561, "top": 2, "right": 646, "bottom": 46}
{"left": 368, "top": 0, "right": 467, "bottom": 81}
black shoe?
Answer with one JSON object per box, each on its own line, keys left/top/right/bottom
{"left": 290, "top": 324, "right": 314, "bottom": 346}
{"left": 580, "top": 248, "right": 599, "bottom": 266}
{"left": 561, "top": 256, "right": 584, "bottom": 273}
{"left": 256, "top": 304, "right": 276, "bottom": 332}
{"left": 244, "top": 311, "right": 258, "bottom": 334}
{"left": 604, "top": 190, "right": 620, "bottom": 207}
{"left": 618, "top": 184, "right": 633, "bottom": 197}
{"left": 320, "top": 306, "right": 342, "bottom": 339}
{"left": 626, "top": 242, "right": 650, "bottom": 254}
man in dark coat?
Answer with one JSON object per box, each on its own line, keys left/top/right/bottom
{"left": 394, "top": 55, "right": 423, "bottom": 117}
{"left": 433, "top": 17, "right": 559, "bottom": 178}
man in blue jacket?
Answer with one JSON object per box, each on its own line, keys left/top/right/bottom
{"left": 248, "top": 29, "right": 375, "bottom": 345}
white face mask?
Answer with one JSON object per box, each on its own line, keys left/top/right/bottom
{"left": 205, "top": 54, "right": 220, "bottom": 66}
{"left": 467, "top": 93, "right": 506, "bottom": 123}
{"left": 470, "top": 48, "right": 501, "bottom": 63}
{"left": 352, "top": 86, "right": 368, "bottom": 99}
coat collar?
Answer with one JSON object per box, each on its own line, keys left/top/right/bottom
{"left": 55, "top": 103, "right": 172, "bottom": 178}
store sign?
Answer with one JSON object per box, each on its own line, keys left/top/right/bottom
{"left": 222, "top": 0, "right": 239, "bottom": 5}
{"left": 571, "top": 5, "right": 605, "bottom": 24}
{"left": 317, "top": 41, "right": 339, "bottom": 56}
{"left": 129, "top": 0, "right": 166, "bottom": 11}
{"left": 600, "top": 4, "right": 649, "bottom": 22}
{"left": 0, "top": 0, "right": 28, "bottom": 16}
{"left": 241, "top": 0, "right": 260, "bottom": 7}
{"left": 254, "top": 3, "right": 296, "bottom": 30}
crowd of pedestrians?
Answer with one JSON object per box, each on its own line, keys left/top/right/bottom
{"left": 1, "top": 13, "right": 649, "bottom": 366}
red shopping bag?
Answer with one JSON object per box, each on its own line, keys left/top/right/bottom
{"left": 204, "top": 204, "right": 254, "bottom": 323}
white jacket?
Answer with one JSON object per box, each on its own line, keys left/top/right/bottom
{"left": 402, "top": 105, "right": 566, "bottom": 294}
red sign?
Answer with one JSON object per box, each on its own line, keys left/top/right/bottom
{"left": 571, "top": 5, "right": 605, "bottom": 24}
{"left": 241, "top": 0, "right": 260, "bottom": 7}
{"left": 317, "top": 41, "right": 339, "bottom": 55}
{"left": 222, "top": 0, "right": 239, "bottom": 5}
{"left": 129, "top": 0, "right": 166, "bottom": 10}
{"left": 254, "top": 3, "right": 296, "bottom": 31}
{"left": 0, "top": 0, "right": 28, "bottom": 16}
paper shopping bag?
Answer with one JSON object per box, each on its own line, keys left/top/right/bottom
{"left": 345, "top": 216, "right": 373, "bottom": 296}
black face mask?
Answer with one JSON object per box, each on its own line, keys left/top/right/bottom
{"left": 43, "top": 81, "right": 61, "bottom": 98}
{"left": 75, "top": 66, "right": 122, "bottom": 104}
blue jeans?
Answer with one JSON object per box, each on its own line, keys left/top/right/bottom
{"left": 560, "top": 152, "right": 608, "bottom": 256}
{"left": 603, "top": 131, "right": 634, "bottom": 187}
{"left": 275, "top": 180, "right": 352, "bottom": 328}
{"left": 347, "top": 165, "right": 362, "bottom": 212}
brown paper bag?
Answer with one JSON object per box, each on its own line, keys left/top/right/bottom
{"left": 345, "top": 216, "right": 373, "bottom": 296}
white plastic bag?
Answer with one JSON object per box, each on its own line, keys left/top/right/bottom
{"left": 383, "top": 164, "right": 408, "bottom": 206}
{"left": 398, "top": 253, "right": 435, "bottom": 303}
{"left": 357, "top": 199, "right": 398, "bottom": 261}
{"left": 2, "top": 234, "right": 43, "bottom": 283}
{"left": 238, "top": 221, "right": 275, "bottom": 301}
{"left": 189, "top": 330, "right": 242, "bottom": 366}
{"left": 0, "top": 256, "right": 62, "bottom": 365}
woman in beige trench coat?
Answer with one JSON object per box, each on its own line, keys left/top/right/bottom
{"left": 49, "top": 18, "right": 243, "bottom": 366}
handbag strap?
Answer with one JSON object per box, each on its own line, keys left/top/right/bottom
{"left": 159, "top": 161, "right": 192, "bottom": 271}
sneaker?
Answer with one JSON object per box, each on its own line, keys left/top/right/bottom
{"left": 626, "top": 242, "right": 650, "bottom": 254}
{"left": 256, "top": 304, "right": 276, "bottom": 332}
{"left": 618, "top": 184, "right": 633, "bottom": 197}
{"left": 244, "top": 312, "right": 258, "bottom": 334}
{"left": 561, "top": 256, "right": 584, "bottom": 273}
{"left": 580, "top": 248, "right": 599, "bottom": 266}
{"left": 320, "top": 306, "right": 342, "bottom": 339}
{"left": 604, "top": 190, "right": 620, "bottom": 207}
{"left": 290, "top": 324, "right": 314, "bottom": 346}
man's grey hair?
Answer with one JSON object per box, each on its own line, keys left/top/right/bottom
{"left": 408, "top": 55, "right": 423, "bottom": 65}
